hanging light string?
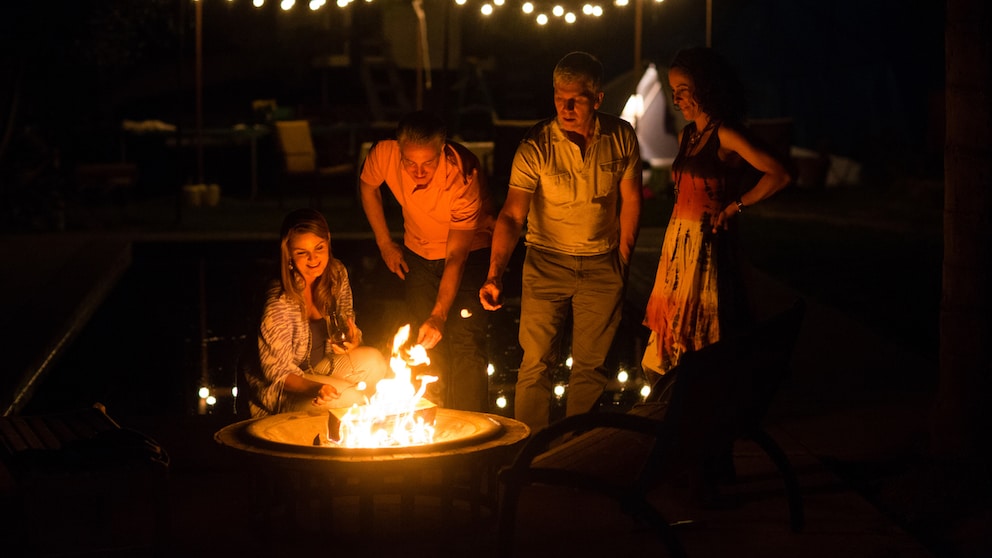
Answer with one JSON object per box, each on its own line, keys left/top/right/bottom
{"left": 205, "top": 0, "right": 667, "bottom": 28}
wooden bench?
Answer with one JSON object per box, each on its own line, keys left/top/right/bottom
{"left": 0, "top": 403, "right": 170, "bottom": 556}
{"left": 496, "top": 299, "right": 806, "bottom": 557}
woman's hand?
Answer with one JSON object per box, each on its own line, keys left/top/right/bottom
{"left": 330, "top": 340, "right": 357, "bottom": 354}
{"left": 711, "top": 204, "right": 738, "bottom": 233}
{"left": 312, "top": 383, "right": 340, "bottom": 406}
{"left": 346, "top": 317, "right": 362, "bottom": 346}
{"left": 330, "top": 317, "right": 362, "bottom": 354}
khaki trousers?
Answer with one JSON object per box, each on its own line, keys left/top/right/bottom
{"left": 514, "top": 247, "right": 626, "bottom": 432}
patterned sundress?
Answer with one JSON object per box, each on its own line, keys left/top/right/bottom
{"left": 643, "top": 122, "right": 749, "bottom": 374}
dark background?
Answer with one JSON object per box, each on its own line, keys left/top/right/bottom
{"left": 0, "top": 0, "right": 945, "bottom": 214}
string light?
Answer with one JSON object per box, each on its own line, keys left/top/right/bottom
{"left": 582, "top": 3, "right": 603, "bottom": 16}
{"left": 202, "top": 0, "right": 660, "bottom": 28}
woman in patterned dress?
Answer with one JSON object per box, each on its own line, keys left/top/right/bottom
{"left": 643, "top": 47, "right": 791, "bottom": 377}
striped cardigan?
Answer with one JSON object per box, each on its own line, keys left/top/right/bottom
{"left": 247, "top": 257, "right": 358, "bottom": 416}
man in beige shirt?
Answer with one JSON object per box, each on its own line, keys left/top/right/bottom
{"left": 480, "top": 52, "right": 642, "bottom": 431}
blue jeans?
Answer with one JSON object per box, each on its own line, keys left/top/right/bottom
{"left": 403, "top": 246, "right": 491, "bottom": 412}
{"left": 515, "top": 247, "right": 626, "bottom": 431}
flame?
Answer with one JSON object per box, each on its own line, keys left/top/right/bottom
{"left": 326, "top": 324, "right": 438, "bottom": 448}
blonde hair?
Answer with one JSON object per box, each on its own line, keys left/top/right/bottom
{"left": 279, "top": 208, "right": 335, "bottom": 322}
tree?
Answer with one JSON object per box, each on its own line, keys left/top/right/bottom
{"left": 932, "top": 0, "right": 992, "bottom": 460}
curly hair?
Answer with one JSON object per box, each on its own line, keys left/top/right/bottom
{"left": 670, "top": 47, "right": 747, "bottom": 123}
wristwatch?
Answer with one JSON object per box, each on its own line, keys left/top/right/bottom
{"left": 735, "top": 199, "right": 745, "bottom": 213}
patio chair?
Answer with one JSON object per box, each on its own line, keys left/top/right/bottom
{"left": 496, "top": 298, "right": 807, "bottom": 557}
{"left": 273, "top": 119, "right": 355, "bottom": 208}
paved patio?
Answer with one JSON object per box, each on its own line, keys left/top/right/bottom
{"left": 4, "top": 183, "right": 987, "bottom": 557}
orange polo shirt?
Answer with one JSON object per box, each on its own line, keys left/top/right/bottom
{"left": 360, "top": 140, "right": 494, "bottom": 261}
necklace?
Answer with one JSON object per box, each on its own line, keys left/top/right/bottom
{"left": 688, "top": 120, "right": 715, "bottom": 147}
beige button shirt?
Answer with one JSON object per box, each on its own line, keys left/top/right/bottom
{"left": 508, "top": 114, "right": 640, "bottom": 256}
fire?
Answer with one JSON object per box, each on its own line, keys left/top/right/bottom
{"left": 323, "top": 324, "right": 439, "bottom": 448}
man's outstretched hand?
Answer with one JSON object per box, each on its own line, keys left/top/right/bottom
{"left": 479, "top": 278, "right": 504, "bottom": 311}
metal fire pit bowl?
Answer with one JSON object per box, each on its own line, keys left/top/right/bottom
{"left": 239, "top": 408, "right": 505, "bottom": 456}
{"left": 215, "top": 409, "right": 528, "bottom": 467}
{"left": 214, "top": 409, "right": 530, "bottom": 533}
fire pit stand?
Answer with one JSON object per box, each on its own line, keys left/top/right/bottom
{"left": 214, "top": 410, "right": 529, "bottom": 536}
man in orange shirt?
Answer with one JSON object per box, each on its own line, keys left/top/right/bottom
{"left": 359, "top": 111, "right": 495, "bottom": 412}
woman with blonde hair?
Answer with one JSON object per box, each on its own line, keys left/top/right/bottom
{"left": 246, "top": 208, "right": 388, "bottom": 417}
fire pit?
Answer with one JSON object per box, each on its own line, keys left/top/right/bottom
{"left": 214, "top": 409, "right": 529, "bottom": 534}
{"left": 214, "top": 324, "right": 529, "bottom": 534}
{"left": 240, "top": 407, "right": 506, "bottom": 455}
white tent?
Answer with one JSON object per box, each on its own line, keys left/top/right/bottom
{"left": 604, "top": 64, "right": 681, "bottom": 170}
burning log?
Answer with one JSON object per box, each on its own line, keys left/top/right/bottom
{"left": 310, "top": 324, "right": 441, "bottom": 448}
{"left": 322, "top": 398, "right": 438, "bottom": 445}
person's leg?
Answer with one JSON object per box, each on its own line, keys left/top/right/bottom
{"left": 515, "top": 248, "right": 572, "bottom": 432}
{"left": 278, "top": 390, "right": 317, "bottom": 414}
{"left": 331, "top": 345, "right": 388, "bottom": 391}
{"left": 565, "top": 250, "right": 625, "bottom": 417}
{"left": 442, "top": 247, "right": 491, "bottom": 412}
{"left": 279, "top": 374, "right": 367, "bottom": 413}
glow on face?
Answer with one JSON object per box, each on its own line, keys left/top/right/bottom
{"left": 668, "top": 67, "right": 700, "bottom": 120}
{"left": 400, "top": 142, "right": 443, "bottom": 186}
{"left": 289, "top": 231, "right": 329, "bottom": 284}
{"left": 553, "top": 78, "right": 602, "bottom": 134}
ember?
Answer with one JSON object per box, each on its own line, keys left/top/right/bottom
{"left": 319, "top": 324, "right": 440, "bottom": 448}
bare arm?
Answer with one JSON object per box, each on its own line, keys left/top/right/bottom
{"left": 360, "top": 178, "right": 409, "bottom": 279}
{"left": 617, "top": 174, "right": 642, "bottom": 265}
{"left": 712, "top": 126, "right": 792, "bottom": 231}
{"left": 418, "top": 227, "right": 474, "bottom": 348}
{"left": 479, "top": 187, "right": 531, "bottom": 310}
{"left": 283, "top": 373, "right": 339, "bottom": 405}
